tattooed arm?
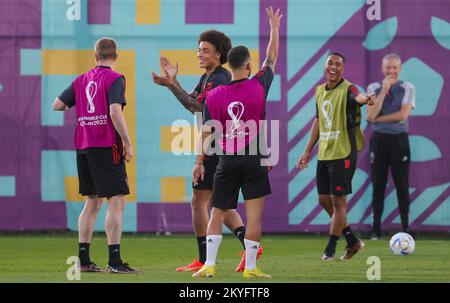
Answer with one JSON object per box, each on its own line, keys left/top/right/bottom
{"left": 168, "top": 81, "right": 203, "bottom": 113}
{"left": 262, "top": 7, "right": 282, "bottom": 72}
{"left": 152, "top": 56, "right": 203, "bottom": 113}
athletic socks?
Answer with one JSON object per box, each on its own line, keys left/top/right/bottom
{"left": 196, "top": 236, "right": 207, "bottom": 264}
{"left": 205, "top": 235, "right": 222, "bottom": 266}
{"left": 324, "top": 235, "right": 340, "bottom": 256}
{"left": 108, "top": 244, "right": 123, "bottom": 266}
{"left": 233, "top": 226, "right": 246, "bottom": 249}
{"left": 342, "top": 225, "right": 359, "bottom": 247}
{"left": 244, "top": 239, "right": 260, "bottom": 270}
{"left": 81, "top": 243, "right": 125, "bottom": 267}
{"left": 78, "top": 243, "right": 91, "bottom": 265}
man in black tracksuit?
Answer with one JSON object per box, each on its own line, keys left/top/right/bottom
{"left": 367, "top": 53, "right": 416, "bottom": 239}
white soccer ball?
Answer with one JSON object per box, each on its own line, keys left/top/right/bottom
{"left": 389, "top": 232, "right": 415, "bottom": 255}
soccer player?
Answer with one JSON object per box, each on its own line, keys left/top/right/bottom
{"left": 152, "top": 30, "right": 261, "bottom": 272}
{"left": 192, "top": 6, "right": 282, "bottom": 279}
{"left": 296, "top": 52, "right": 375, "bottom": 260}
{"left": 52, "top": 37, "right": 140, "bottom": 274}
{"left": 366, "top": 53, "right": 415, "bottom": 240}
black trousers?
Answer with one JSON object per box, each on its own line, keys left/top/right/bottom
{"left": 370, "top": 132, "right": 411, "bottom": 234}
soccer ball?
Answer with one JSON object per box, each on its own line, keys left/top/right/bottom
{"left": 389, "top": 232, "right": 415, "bottom": 255}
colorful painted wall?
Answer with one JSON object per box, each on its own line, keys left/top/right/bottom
{"left": 0, "top": 0, "right": 449, "bottom": 232}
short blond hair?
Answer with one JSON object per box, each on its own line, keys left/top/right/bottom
{"left": 382, "top": 53, "right": 401, "bottom": 64}
{"left": 95, "top": 37, "right": 118, "bottom": 60}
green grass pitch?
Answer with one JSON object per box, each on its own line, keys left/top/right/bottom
{"left": 0, "top": 233, "right": 449, "bottom": 283}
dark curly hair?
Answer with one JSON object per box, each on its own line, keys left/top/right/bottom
{"left": 198, "top": 30, "right": 232, "bottom": 65}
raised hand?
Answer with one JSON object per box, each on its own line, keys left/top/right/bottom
{"left": 160, "top": 56, "right": 178, "bottom": 80}
{"left": 151, "top": 71, "right": 173, "bottom": 87}
{"left": 266, "top": 6, "right": 283, "bottom": 30}
{"left": 151, "top": 56, "right": 179, "bottom": 87}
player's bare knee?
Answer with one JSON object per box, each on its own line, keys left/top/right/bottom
{"left": 318, "top": 195, "right": 331, "bottom": 206}
{"left": 84, "top": 198, "right": 102, "bottom": 214}
{"left": 211, "top": 207, "right": 226, "bottom": 220}
{"left": 92, "top": 202, "right": 102, "bottom": 213}
{"left": 331, "top": 196, "right": 346, "bottom": 210}
{"left": 107, "top": 198, "right": 125, "bottom": 213}
{"left": 191, "top": 199, "right": 209, "bottom": 214}
{"left": 191, "top": 192, "right": 210, "bottom": 208}
{"left": 223, "top": 211, "right": 242, "bottom": 229}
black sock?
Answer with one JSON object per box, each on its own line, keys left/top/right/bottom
{"left": 343, "top": 225, "right": 359, "bottom": 247}
{"left": 401, "top": 217, "right": 410, "bottom": 233}
{"left": 196, "top": 236, "right": 207, "bottom": 264}
{"left": 325, "top": 235, "right": 339, "bottom": 255}
{"left": 108, "top": 244, "right": 123, "bottom": 266}
{"left": 233, "top": 226, "right": 246, "bottom": 249}
{"left": 78, "top": 243, "right": 91, "bottom": 265}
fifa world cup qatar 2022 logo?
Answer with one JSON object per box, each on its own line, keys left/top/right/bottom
{"left": 225, "top": 101, "right": 246, "bottom": 140}
{"left": 85, "top": 81, "right": 97, "bottom": 114}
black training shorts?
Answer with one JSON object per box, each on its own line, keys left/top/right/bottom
{"left": 211, "top": 156, "right": 271, "bottom": 210}
{"left": 76, "top": 147, "right": 130, "bottom": 198}
{"left": 316, "top": 157, "right": 356, "bottom": 196}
